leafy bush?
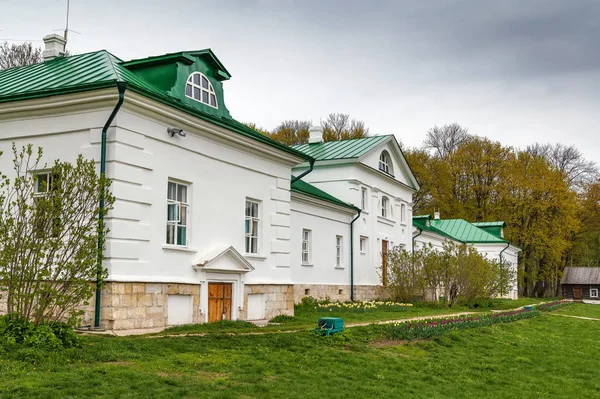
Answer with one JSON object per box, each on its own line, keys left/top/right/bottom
{"left": 385, "top": 309, "right": 539, "bottom": 341}
{"left": 0, "top": 314, "right": 81, "bottom": 350}
{"left": 269, "top": 315, "right": 297, "bottom": 323}
{"left": 536, "top": 300, "right": 573, "bottom": 312}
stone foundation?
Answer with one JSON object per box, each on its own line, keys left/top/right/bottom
{"left": 82, "top": 282, "right": 202, "bottom": 330}
{"left": 293, "top": 284, "right": 390, "bottom": 303}
{"left": 242, "top": 284, "right": 294, "bottom": 320}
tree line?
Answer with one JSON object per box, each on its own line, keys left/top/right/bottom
{"left": 404, "top": 123, "right": 599, "bottom": 297}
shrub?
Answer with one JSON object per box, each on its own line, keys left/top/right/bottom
{"left": 0, "top": 314, "right": 82, "bottom": 350}
{"left": 269, "top": 315, "right": 297, "bottom": 323}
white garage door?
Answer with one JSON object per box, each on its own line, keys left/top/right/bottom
{"left": 167, "top": 295, "right": 193, "bottom": 326}
{"left": 247, "top": 294, "right": 265, "bottom": 320}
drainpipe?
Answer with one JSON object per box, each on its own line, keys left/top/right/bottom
{"left": 499, "top": 242, "right": 510, "bottom": 262}
{"left": 412, "top": 227, "right": 423, "bottom": 252}
{"left": 350, "top": 209, "right": 362, "bottom": 301}
{"left": 95, "top": 82, "right": 126, "bottom": 329}
{"left": 291, "top": 158, "right": 315, "bottom": 184}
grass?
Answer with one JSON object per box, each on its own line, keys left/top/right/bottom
{"left": 486, "top": 297, "right": 549, "bottom": 310}
{"left": 1, "top": 303, "right": 599, "bottom": 398}
{"left": 553, "top": 302, "right": 600, "bottom": 318}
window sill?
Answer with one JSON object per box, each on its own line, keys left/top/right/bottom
{"left": 244, "top": 254, "right": 267, "bottom": 260}
{"left": 361, "top": 210, "right": 369, "bottom": 215}
{"left": 162, "top": 245, "right": 198, "bottom": 253}
{"left": 360, "top": 251, "right": 367, "bottom": 255}
{"left": 334, "top": 266, "right": 345, "bottom": 270}
{"left": 301, "top": 263, "right": 314, "bottom": 267}
{"left": 377, "top": 216, "right": 396, "bottom": 226}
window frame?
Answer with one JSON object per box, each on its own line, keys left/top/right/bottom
{"left": 379, "top": 150, "right": 393, "bottom": 175}
{"left": 245, "top": 199, "right": 261, "bottom": 255}
{"left": 381, "top": 196, "right": 389, "bottom": 219}
{"left": 400, "top": 203, "right": 406, "bottom": 224}
{"left": 361, "top": 187, "right": 368, "bottom": 211}
{"left": 302, "top": 229, "right": 312, "bottom": 264}
{"left": 335, "top": 235, "right": 343, "bottom": 267}
{"left": 360, "top": 236, "right": 368, "bottom": 254}
{"left": 166, "top": 180, "right": 189, "bottom": 247}
{"left": 185, "top": 72, "right": 218, "bottom": 109}
{"left": 591, "top": 288, "right": 599, "bottom": 298}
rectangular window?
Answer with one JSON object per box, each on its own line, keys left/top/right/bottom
{"left": 361, "top": 187, "right": 367, "bottom": 211}
{"left": 360, "top": 236, "right": 368, "bottom": 254}
{"left": 401, "top": 203, "right": 406, "bottom": 224}
{"left": 302, "top": 229, "right": 311, "bottom": 264}
{"left": 33, "top": 171, "right": 61, "bottom": 237}
{"left": 591, "top": 288, "right": 599, "bottom": 298}
{"left": 245, "top": 199, "right": 260, "bottom": 254}
{"left": 166, "top": 181, "right": 188, "bottom": 246}
{"left": 336, "top": 235, "right": 343, "bottom": 267}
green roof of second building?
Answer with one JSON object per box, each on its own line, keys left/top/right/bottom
{"left": 414, "top": 217, "right": 507, "bottom": 244}
{"left": 291, "top": 177, "right": 358, "bottom": 211}
{"left": 292, "top": 135, "right": 391, "bottom": 160}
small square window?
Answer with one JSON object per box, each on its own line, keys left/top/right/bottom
{"left": 591, "top": 288, "right": 599, "bottom": 298}
{"left": 305, "top": 288, "right": 310, "bottom": 295}
{"left": 360, "top": 237, "right": 368, "bottom": 254}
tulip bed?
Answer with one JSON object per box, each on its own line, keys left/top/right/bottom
{"left": 536, "top": 300, "right": 574, "bottom": 312}
{"left": 316, "top": 300, "right": 413, "bottom": 313}
{"left": 386, "top": 308, "right": 539, "bottom": 340}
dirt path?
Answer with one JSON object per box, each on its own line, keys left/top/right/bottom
{"left": 148, "top": 311, "right": 480, "bottom": 339}
{"left": 547, "top": 313, "right": 600, "bottom": 321}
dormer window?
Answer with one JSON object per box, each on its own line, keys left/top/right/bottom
{"left": 379, "top": 151, "right": 393, "bottom": 175}
{"left": 185, "top": 72, "right": 218, "bottom": 108}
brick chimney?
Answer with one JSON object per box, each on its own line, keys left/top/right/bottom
{"left": 42, "top": 34, "right": 66, "bottom": 61}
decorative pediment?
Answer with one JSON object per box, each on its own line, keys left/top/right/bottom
{"left": 192, "top": 246, "right": 254, "bottom": 274}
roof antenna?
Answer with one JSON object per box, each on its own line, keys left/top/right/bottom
{"left": 52, "top": 0, "right": 81, "bottom": 51}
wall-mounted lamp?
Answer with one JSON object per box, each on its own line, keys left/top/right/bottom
{"left": 167, "top": 127, "right": 186, "bottom": 137}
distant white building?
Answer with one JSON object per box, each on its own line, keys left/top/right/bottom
{"left": 0, "top": 36, "right": 419, "bottom": 329}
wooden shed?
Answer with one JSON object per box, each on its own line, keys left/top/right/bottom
{"left": 561, "top": 267, "right": 600, "bottom": 300}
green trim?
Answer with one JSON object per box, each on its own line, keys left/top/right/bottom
{"left": 291, "top": 177, "right": 358, "bottom": 211}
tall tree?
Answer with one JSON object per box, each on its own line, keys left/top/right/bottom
{"left": 423, "top": 123, "right": 470, "bottom": 158}
{"left": 0, "top": 41, "right": 42, "bottom": 70}
{"left": 321, "top": 113, "right": 369, "bottom": 141}
{"left": 270, "top": 120, "right": 311, "bottom": 146}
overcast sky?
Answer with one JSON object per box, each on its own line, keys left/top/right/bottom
{"left": 2, "top": 0, "right": 600, "bottom": 162}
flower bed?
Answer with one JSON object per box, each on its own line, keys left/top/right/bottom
{"left": 316, "top": 300, "right": 413, "bottom": 313}
{"left": 536, "top": 300, "right": 573, "bottom": 312}
{"left": 386, "top": 308, "right": 539, "bottom": 341}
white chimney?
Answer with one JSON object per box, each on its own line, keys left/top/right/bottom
{"left": 308, "top": 125, "right": 323, "bottom": 144}
{"left": 43, "top": 34, "right": 66, "bottom": 61}
{"left": 433, "top": 211, "right": 440, "bottom": 220}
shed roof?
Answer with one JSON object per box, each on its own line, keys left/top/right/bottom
{"left": 0, "top": 50, "right": 311, "bottom": 162}
{"left": 291, "top": 177, "right": 358, "bottom": 211}
{"left": 561, "top": 267, "right": 600, "bottom": 285}
{"left": 291, "top": 135, "right": 391, "bottom": 160}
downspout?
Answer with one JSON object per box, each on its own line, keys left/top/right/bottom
{"left": 350, "top": 209, "right": 361, "bottom": 301}
{"left": 412, "top": 227, "right": 423, "bottom": 252}
{"left": 291, "top": 158, "right": 315, "bottom": 184}
{"left": 95, "top": 82, "right": 126, "bottom": 329}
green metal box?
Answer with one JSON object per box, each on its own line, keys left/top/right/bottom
{"left": 315, "top": 317, "right": 345, "bottom": 336}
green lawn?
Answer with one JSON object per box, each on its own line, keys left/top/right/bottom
{"left": 1, "top": 303, "right": 599, "bottom": 398}
{"left": 553, "top": 302, "right": 600, "bottom": 318}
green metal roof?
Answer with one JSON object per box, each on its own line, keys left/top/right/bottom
{"left": 413, "top": 216, "right": 508, "bottom": 244}
{"left": 291, "top": 177, "right": 358, "bottom": 211}
{"left": 472, "top": 221, "right": 505, "bottom": 228}
{"left": 0, "top": 50, "right": 311, "bottom": 162}
{"left": 291, "top": 135, "right": 391, "bottom": 160}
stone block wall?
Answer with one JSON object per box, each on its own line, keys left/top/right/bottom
{"left": 243, "top": 284, "right": 294, "bottom": 320}
{"left": 293, "top": 284, "right": 390, "bottom": 303}
{"left": 82, "top": 282, "right": 202, "bottom": 330}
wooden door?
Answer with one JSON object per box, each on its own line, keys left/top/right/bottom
{"left": 382, "top": 240, "right": 389, "bottom": 286}
{"left": 573, "top": 286, "right": 583, "bottom": 300}
{"left": 208, "top": 283, "right": 232, "bottom": 322}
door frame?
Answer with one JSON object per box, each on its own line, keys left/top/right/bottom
{"left": 200, "top": 275, "right": 242, "bottom": 322}
{"left": 573, "top": 286, "right": 583, "bottom": 300}
{"left": 208, "top": 282, "right": 233, "bottom": 322}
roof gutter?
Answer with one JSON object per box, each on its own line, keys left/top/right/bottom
{"left": 95, "top": 82, "right": 126, "bottom": 329}
{"left": 291, "top": 158, "right": 315, "bottom": 184}
{"left": 499, "top": 242, "right": 510, "bottom": 263}
{"left": 350, "top": 208, "right": 362, "bottom": 301}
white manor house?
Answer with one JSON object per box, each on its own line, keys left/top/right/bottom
{"left": 0, "top": 36, "right": 519, "bottom": 330}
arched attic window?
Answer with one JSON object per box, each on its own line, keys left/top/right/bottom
{"left": 379, "top": 150, "right": 393, "bottom": 175}
{"left": 185, "top": 72, "right": 218, "bottom": 109}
